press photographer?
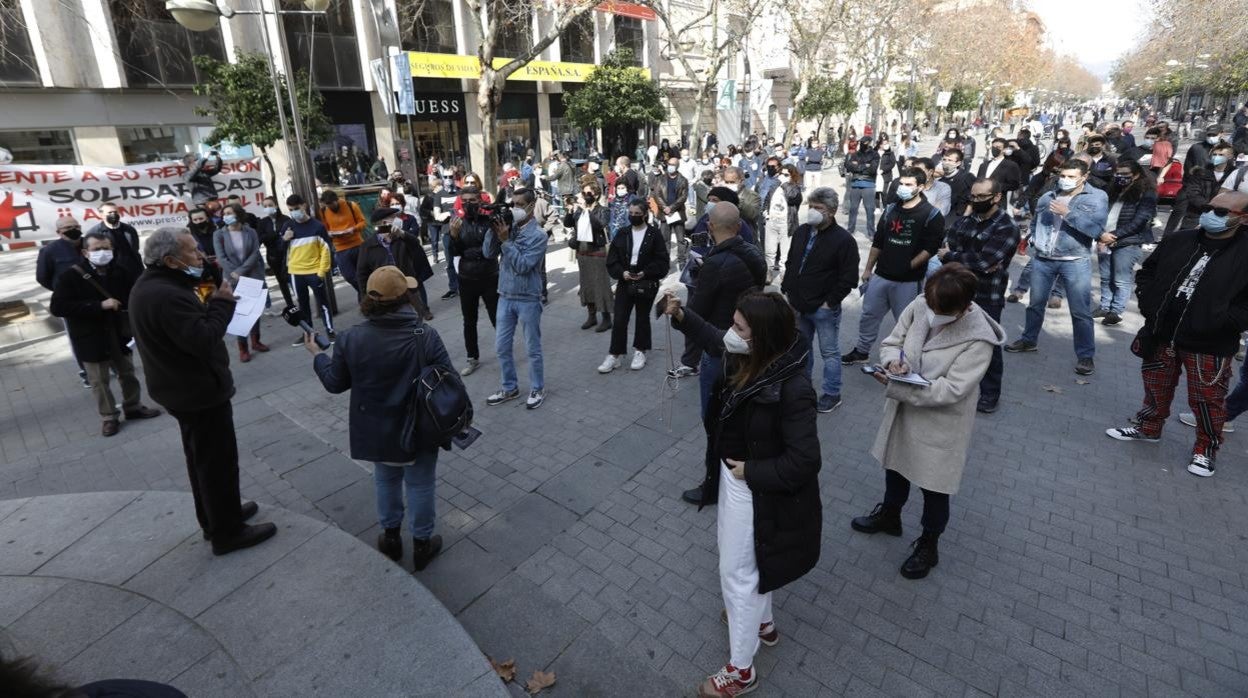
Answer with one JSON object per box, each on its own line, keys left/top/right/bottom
{"left": 447, "top": 185, "right": 500, "bottom": 377}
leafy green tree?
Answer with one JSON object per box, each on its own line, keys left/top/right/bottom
{"left": 796, "top": 76, "right": 857, "bottom": 139}
{"left": 192, "top": 52, "right": 333, "bottom": 197}
{"left": 890, "top": 86, "right": 929, "bottom": 113}
{"left": 947, "top": 86, "right": 980, "bottom": 113}
{"left": 563, "top": 49, "right": 667, "bottom": 132}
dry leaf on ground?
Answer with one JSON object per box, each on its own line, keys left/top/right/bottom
{"left": 1042, "top": 384, "right": 1063, "bottom": 394}
{"left": 1075, "top": 379, "right": 1091, "bottom": 385}
{"left": 525, "top": 670, "right": 557, "bottom": 694}
{"left": 489, "top": 657, "right": 516, "bottom": 683}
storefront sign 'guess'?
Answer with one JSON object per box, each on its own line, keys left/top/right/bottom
{"left": 412, "top": 97, "right": 463, "bottom": 116}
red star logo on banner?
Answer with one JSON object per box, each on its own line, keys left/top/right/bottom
{"left": 0, "top": 191, "right": 33, "bottom": 239}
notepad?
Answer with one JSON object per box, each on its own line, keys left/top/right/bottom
{"left": 864, "top": 365, "right": 931, "bottom": 386}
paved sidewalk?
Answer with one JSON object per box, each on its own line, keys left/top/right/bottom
{"left": 2, "top": 209, "right": 1248, "bottom": 696}
{"left": 0, "top": 491, "right": 503, "bottom": 696}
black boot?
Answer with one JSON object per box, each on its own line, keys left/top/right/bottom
{"left": 378, "top": 527, "right": 402, "bottom": 561}
{"left": 211, "top": 523, "right": 277, "bottom": 556}
{"left": 900, "top": 531, "right": 940, "bottom": 579}
{"left": 412, "top": 534, "right": 443, "bottom": 571}
{"left": 595, "top": 311, "right": 612, "bottom": 333}
{"left": 851, "top": 503, "right": 903, "bottom": 536}
{"left": 581, "top": 304, "right": 597, "bottom": 330}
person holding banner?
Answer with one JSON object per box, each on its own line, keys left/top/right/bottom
{"left": 213, "top": 203, "right": 269, "bottom": 362}
{"left": 183, "top": 152, "right": 222, "bottom": 206}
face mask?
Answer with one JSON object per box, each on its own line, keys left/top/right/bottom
{"left": 765, "top": 165, "right": 778, "bottom": 176}
{"left": 723, "top": 327, "right": 751, "bottom": 355}
{"left": 223, "top": 215, "right": 238, "bottom": 226}
{"left": 180, "top": 261, "right": 204, "bottom": 279}
{"left": 1200, "top": 210, "right": 1230, "bottom": 233}
{"left": 723, "top": 182, "right": 739, "bottom": 192}
{"left": 105, "top": 213, "right": 120, "bottom": 225}
{"left": 947, "top": 133, "right": 956, "bottom": 140}
{"left": 1211, "top": 155, "right": 1229, "bottom": 167}
{"left": 778, "top": 173, "right": 790, "bottom": 183}
{"left": 1143, "top": 138, "right": 1155, "bottom": 147}
{"left": 704, "top": 201, "right": 718, "bottom": 215}
{"left": 1058, "top": 177, "right": 1078, "bottom": 191}
{"left": 942, "top": 164, "right": 958, "bottom": 176}
{"left": 804, "top": 210, "right": 824, "bottom": 227}
{"left": 629, "top": 214, "right": 646, "bottom": 227}
{"left": 927, "top": 309, "right": 958, "bottom": 327}
{"left": 666, "top": 165, "right": 677, "bottom": 175}
{"left": 1088, "top": 146, "right": 1103, "bottom": 155}
{"left": 970, "top": 198, "right": 996, "bottom": 214}
{"left": 991, "top": 147, "right": 1003, "bottom": 157}
{"left": 896, "top": 185, "right": 916, "bottom": 201}
{"left": 511, "top": 206, "right": 528, "bottom": 224}
{"left": 290, "top": 209, "right": 308, "bottom": 223}
{"left": 1207, "top": 136, "right": 1220, "bottom": 145}
{"left": 62, "top": 228, "right": 82, "bottom": 241}
{"left": 263, "top": 206, "right": 277, "bottom": 217}
{"left": 582, "top": 193, "right": 597, "bottom": 204}
{"left": 1114, "top": 175, "right": 1132, "bottom": 187}
{"left": 616, "top": 187, "right": 628, "bottom": 197}
{"left": 1004, "top": 148, "right": 1016, "bottom": 156}
{"left": 88, "top": 250, "right": 113, "bottom": 266}
{"left": 681, "top": 154, "right": 690, "bottom": 161}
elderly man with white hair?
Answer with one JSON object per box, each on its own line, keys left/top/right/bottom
{"left": 129, "top": 226, "right": 276, "bottom": 555}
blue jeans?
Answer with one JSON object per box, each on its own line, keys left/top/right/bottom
{"left": 442, "top": 230, "right": 459, "bottom": 292}
{"left": 855, "top": 276, "right": 921, "bottom": 355}
{"left": 496, "top": 296, "right": 543, "bottom": 392}
{"left": 428, "top": 223, "right": 443, "bottom": 261}
{"left": 1097, "top": 245, "right": 1145, "bottom": 315}
{"left": 698, "top": 353, "right": 722, "bottom": 418}
{"left": 1013, "top": 257, "right": 1065, "bottom": 299}
{"left": 373, "top": 449, "right": 438, "bottom": 539}
{"left": 1020, "top": 255, "right": 1095, "bottom": 360}
{"left": 798, "top": 305, "right": 842, "bottom": 398}
{"left": 1227, "top": 359, "right": 1248, "bottom": 422}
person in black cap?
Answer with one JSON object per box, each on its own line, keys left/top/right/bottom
{"left": 843, "top": 136, "right": 880, "bottom": 236}
{"left": 357, "top": 207, "right": 433, "bottom": 319}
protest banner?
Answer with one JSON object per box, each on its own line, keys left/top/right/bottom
{"left": 0, "top": 157, "right": 266, "bottom": 250}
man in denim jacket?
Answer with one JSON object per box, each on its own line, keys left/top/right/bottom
{"left": 1005, "top": 160, "right": 1109, "bottom": 376}
{"left": 483, "top": 188, "right": 549, "bottom": 409}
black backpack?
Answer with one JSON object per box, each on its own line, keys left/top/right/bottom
{"left": 399, "top": 332, "right": 474, "bottom": 451}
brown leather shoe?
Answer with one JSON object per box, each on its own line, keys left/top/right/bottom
{"left": 124, "top": 405, "right": 162, "bottom": 420}
{"left": 251, "top": 340, "right": 270, "bottom": 352}
{"left": 102, "top": 419, "right": 119, "bottom": 437}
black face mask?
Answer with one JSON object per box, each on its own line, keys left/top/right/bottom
{"left": 190, "top": 221, "right": 210, "bottom": 234}
{"left": 628, "top": 215, "right": 646, "bottom": 227}
{"left": 105, "top": 213, "right": 120, "bottom": 225}
{"left": 765, "top": 165, "right": 778, "bottom": 176}
{"left": 991, "top": 147, "right": 1003, "bottom": 157}
{"left": 970, "top": 199, "right": 996, "bottom": 214}
{"left": 1088, "top": 146, "right": 1103, "bottom": 155}
{"left": 62, "top": 228, "right": 82, "bottom": 241}
{"left": 582, "top": 193, "right": 597, "bottom": 204}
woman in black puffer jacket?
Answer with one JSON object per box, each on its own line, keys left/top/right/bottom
{"left": 661, "top": 290, "right": 822, "bottom": 698}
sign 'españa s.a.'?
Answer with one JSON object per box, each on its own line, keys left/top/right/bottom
{"left": 406, "top": 51, "right": 650, "bottom": 83}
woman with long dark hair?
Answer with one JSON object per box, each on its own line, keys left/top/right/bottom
{"left": 764, "top": 163, "right": 803, "bottom": 271}
{"left": 566, "top": 180, "right": 615, "bottom": 332}
{"left": 661, "top": 290, "right": 821, "bottom": 698}
{"left": 1095, "top": 158, "right": 1158, "bottom": 325}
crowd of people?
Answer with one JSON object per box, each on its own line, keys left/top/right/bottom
{"left": 31, "top": 101, "right": 1248, "bottom": 697}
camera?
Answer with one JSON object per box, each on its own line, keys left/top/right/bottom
{"left": 281, "top": 306, "right": 330, "bottom": 350}
{"left": 474, "top": 202, "right": 513, "bottom": 227}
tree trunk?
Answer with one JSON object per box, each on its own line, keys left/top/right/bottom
{"left": 260, "top": 147, "right": 277, "bottom": 200}
{"left": 477, "top": 68, "right": 500, "bottom": 188}
{"left": 786, "top": 74, "right": 810, "bottom": 146}
{"left": 691, "top": 82, "right": 711, "bottom": 149}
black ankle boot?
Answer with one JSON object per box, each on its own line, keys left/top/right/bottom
{"left": 581, "top": 305, "right": 597, "bottom": 330}
{"left": 900, "top": 531, "right": 940, "bottom": 579}
{"left": 851, "top": 503, "right": 902, "bottom": 536}
{"left": 412, "top": 534, "right": 443, "bottom": 571}
{"left": 595, "top": 311, "right": 612, "bottom": 333}
{"left": 378, "top": 527, "right": 402, "bottom": 561}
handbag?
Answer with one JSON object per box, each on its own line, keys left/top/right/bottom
{"left": 72, "top": 265, "right": 131, "bottom": 338}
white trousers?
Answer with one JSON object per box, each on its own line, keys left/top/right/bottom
{"left": 717, "top": 462, "right": 773, "bottom": 669}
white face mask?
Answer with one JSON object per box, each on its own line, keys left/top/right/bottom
{"left": 87, "top": 249, "right": 113, "bottom": 266}
{"left": 511, "top": 206, "right": 529, "bottom": 224}
{"left": 1057, "top": 177, "right": 1078, "bottom": 192}
{"left": 896, "top": 185, "right": 916, "bottom": 201}
{"left": 616, "top": 187, "right": 628, "bottom": 197}
{"left": 723, "top": 182, "right": 739, "bottom": 192}
{"left": 927, "top": 309, "right": 959, "bottom": 326}
{"left": 704, "top": 201, "right": 718, "bottom": 215}
{"left": 723, "top": 326, "right": 751, "bottom": 355}
{"left": 804, "top": 209, "right": 824, "bottom": 227}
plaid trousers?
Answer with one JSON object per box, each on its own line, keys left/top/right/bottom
{"left": 1135, "top": 346, "right": 1233, "bottom": 457}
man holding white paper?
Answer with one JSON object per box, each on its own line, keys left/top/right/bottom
{"left": 651, "top": 156, "right": 690, "bottom": 271}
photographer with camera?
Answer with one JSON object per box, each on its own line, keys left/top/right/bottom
{"left": 448, "top": 185, "right": 500, "bottom": 376}
{"left": 482, "top": 188, "right": 548, "bottom": 409}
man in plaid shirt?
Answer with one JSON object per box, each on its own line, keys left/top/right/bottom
{"left": 940, "top": 178, "right": 1020, "bottom": 413}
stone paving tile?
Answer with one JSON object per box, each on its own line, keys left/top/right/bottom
{"left": 4, "top": 226, "right": 1248, "bottom": 695}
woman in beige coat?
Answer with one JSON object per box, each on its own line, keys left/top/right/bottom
{"left": 852, "top": 263, "right": 1004, "bottom": 579}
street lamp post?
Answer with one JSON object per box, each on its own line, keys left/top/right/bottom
{"left": 165, "top": 0, "right": 326, "bottom": 206}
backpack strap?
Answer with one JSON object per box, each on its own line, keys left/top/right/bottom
{"left": 72, "top": 264, "right": 116, "bottom": 302}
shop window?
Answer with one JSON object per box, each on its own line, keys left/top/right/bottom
{"left": 613, "top": 17, "right": 643, "bottom": 65}
{"left": 284, "top": 2, "right": 363, "bottom": 90}
{"left": 110, "top": 0, "right": 225, "bottom": 88}
{"left": 398, "top": 0, "right": 457, "bottom": 54}
{"left": 549, "top": 117, "right": 594, "bottom": 160}
{"left": 0, "top": 0, "right": 39, "bottom": 86}
{"left": 311, "top": 124, "right": 388, "bottom": 187}
{"left": 559, "top": 15, "right": 594, "bottom": 64}
{"left": 117, "top": 125, "right": 214, "bottom": 163}
{"left": 397, "top": 120, "right": 468, "bottom": 174}
{"left": 496, "top": 119, "right": 537, "bottom": 168}
{"left": 0, "top": 130, "right": 77, "bottom": 164}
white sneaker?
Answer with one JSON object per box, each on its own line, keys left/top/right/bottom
{"left": 630, "top": 350, "right": 646, "bottom": 370}
{"left": 597, "top": 355, "right": 620, "bottom": 374}
{"left": 460, "top": 358, "right": 479, "bottom": 376}
{"left": 1178, "top": 412, "right": 1236, "bottom": 433}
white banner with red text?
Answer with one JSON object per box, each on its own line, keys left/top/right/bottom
{"left": 0, "top": 158, "right": 265, "bottom": 250}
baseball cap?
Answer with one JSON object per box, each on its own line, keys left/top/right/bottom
{"left": 56, "top": 216, "right": 81, "bottom": 233}
{"left": 365, "top": 265, "right": 417, "bottom": 301}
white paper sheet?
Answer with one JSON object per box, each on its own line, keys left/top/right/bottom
{"left": 665, "top": 211, "right": 682, "bottom": 224}
{"left": 225, "top": 277, "right": 267, "bottom": 337}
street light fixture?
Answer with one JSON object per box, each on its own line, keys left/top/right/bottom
{"left": 166, "top": 0, "right": 327, "bottom": 206}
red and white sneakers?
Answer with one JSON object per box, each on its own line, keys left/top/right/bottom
{"left": 697, "top": 663, "right": 757, "bottom": 697}
{"left": 719, "top": 608, "right": 779, "bottom": 646}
